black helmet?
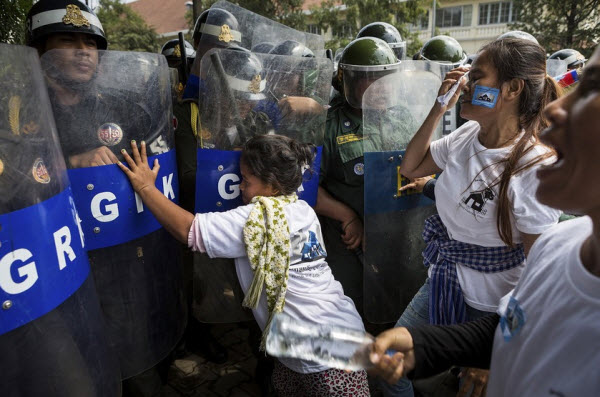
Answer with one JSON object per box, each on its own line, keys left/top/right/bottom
{"left": 161, "top": 39, "right": 196, "bottom": 68}
{"left": 549, "top": 49, "right": 586, "bottom": 70}
{"left": 269, "top": 40, "right": 315, "bottom": 58}
{"left": 356, "top": 22, "right": 406, "bottom": 60}
{"left": 251, "top": 42, "right": 275, "bottom": 54}
{"left": 26, "top": 0, "right": 107, "bottom": 50}
{"left": 219, "top": 48, "right": 267, "bottom": 101}
{"left": 338, "top": 37, "right": 399, "bottom": 109}
{"left": 192, "top": 8, "right": 241, "bottom": 48}
{"left": 418, "top": 35, "right": 467, "bottom": 68}
{"left": 497, "top": 30, "right": 538, "bottom": 44}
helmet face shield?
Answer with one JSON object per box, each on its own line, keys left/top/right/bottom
{"left": 341, "top": 64, "right": 399, "bottom": 109}
{"left": 389, "top": 42, "right": 406, "bottom": 61}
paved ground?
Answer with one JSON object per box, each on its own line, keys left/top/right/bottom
{"left": 163, "top": 323, "right": 458, "bottom": 397}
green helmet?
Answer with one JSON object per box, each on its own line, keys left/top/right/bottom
{"left": 419, "top": 35, "right": 467, "bottom": 68}
{"left": 338, "top": 37, "right": 399, "bottom": 109}
{"left": 356, "top": 22, "right": 406, "bottom": 60}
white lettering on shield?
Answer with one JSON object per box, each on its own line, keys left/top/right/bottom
{"left": 218, "top": 173, "right": 240, "bottom": 200}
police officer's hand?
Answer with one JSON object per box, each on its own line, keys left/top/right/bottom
{"left": 278, "top": 96, "right": 323, "bottom": 119}
{"left": 436, "top": 66, "right": 470, "bottom": 111}
{"left": 398, "top": 176, "right": 433, "bottom": 193}
{"left": 341, "top": 216, "right": 363, "bottom": 250}
{"left": 457, "top": 368, "right": 488, "bottom": 397}
{"left": 118, "top": 140, "right": 159, "bottom": 194}
{"left": 69, "top": 146, "right": 119, "bottom": 168}
{"left": 368, "top": 327, "right": 416, "bottom": 384}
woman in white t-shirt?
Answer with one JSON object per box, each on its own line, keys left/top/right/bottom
{"left": 117, "top": 134, "right": 369, "bottom": 396}
{"left": 383, "top": 38, "right": 562, "bottom": 397}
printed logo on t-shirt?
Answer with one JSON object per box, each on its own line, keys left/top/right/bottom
{"left": 301, "top": 230, "right": 327, "bottom": 261}
{"left": 460, "top": 178, "right": 496, "bottom": 217}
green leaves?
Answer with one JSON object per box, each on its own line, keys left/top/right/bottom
{"left": 96, "top": 0, "right": 159, "bottom": 52}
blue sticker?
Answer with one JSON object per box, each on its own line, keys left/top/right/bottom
{"left": 195, "top": 147, "right": 322, "bottom": 213}
{"left": 68, "top": 150, "right": 179, "bottom": 251}
{"left": 471, "top": 85, "right": 500, "bottom": 108}
{"left": 500, "top": 295, "right": 526, "bottom": 342}
{"left": 0, "top": 187, "right": 90, "bottom": 335}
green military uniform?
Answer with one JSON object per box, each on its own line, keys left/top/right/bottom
{"left": 319, "top": 102, "right": 366, "bottom": 314}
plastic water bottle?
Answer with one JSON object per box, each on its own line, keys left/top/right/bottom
{"left": 266, "top": 313, "right": 374, "bottom": 371}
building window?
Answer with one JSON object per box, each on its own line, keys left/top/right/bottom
{"left": 306, "top": 24, "right": 322, "bottom": 35}
{"left": 335, "top": 23, "right": 353, "bottom": 38}
{"left": 479, "top": 2, "right": 515, "bottom": 25}
{"left": 435, "top": 5, "right": 473, "bottom": 28}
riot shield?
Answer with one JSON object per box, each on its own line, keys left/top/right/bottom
{"left": 192, "top": 48, "right": 332, "bottom": 322}
{"left": 41, "top": 50, "right": 186, "bottom": 379}
{"left": 0, "top": 44, "right": 120, "bottom": 396}
{"left": 362, "top": 61, "right": 443, "bottom": 323}
{"left": 210, "top": 0, "right": 325, "bottom": 56}
{"left": 547, "top": 59, "right": 568, "bottom": 78}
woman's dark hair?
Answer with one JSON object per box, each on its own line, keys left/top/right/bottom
{"left": 478, "top": 37, "right": 562, "bottom": 246}
{"left": 241, "top": 135, "right": 316, "bottom": 195}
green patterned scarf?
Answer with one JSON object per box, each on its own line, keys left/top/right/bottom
{"left": 243, "top": 193, "right": 298, "bottom": 351}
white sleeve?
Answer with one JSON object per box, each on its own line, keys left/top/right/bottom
{"left": 429, "top": 132, "right": 452, "bottom": 170}
{"left": 509, "top": 164, "right": 561, "bottom": 235}
{"left": 196, "top": 204, "right": 253, "bottom": 259}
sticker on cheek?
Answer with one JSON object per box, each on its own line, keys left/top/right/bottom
{"left": 471, "top": 85, "right": 500, "bottom": 108}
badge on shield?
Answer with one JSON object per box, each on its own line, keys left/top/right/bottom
{"left": 97, "top": 123, "right": 123, "bottom": 146}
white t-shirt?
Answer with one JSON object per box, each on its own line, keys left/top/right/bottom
{"left": 488, "top": 217, "right": 600, "bottom": 397}
{"left": 430, "top": 121, "right": 560, "bottom": 311}
{"left": 194, "top": 200, "right": 364, "bottom": 374}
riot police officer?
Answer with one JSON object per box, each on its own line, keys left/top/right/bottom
{"left": 416, "top": 35, "right": 467, "bottom": 69}
{"left": 316, "top": 37, "right": 401, "bottom": 320}
{"left": 549, "top": 48, "right": 587, "bottom": 71}
{"left": 356, "top": 21, "right": 406, "bottom": 60}
{"left": 26, "top": 1, "right": 186, "bottom": 395}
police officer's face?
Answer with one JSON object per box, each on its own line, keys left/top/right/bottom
{"left": 536, "top": 48, "right": 600, "bottom": 215}
{"left": 240, "top": 161, "right": 277, "bottom": 204}
{"left": 44, "top": 33, "right": 98, "bottom": 83}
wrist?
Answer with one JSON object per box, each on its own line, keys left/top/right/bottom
{"left": 138, "top": 184, "right": 158, "bottom": 198}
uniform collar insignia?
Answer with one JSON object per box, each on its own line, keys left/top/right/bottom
{"left": 63, "top": 4, "right": 90, "bottom": 28}
{"left": 173, "top": 44, "right": 181, "bottom": 58}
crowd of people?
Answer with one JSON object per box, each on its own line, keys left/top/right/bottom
{"left": 0, "top": 0, "right": 598, "bottom": 396}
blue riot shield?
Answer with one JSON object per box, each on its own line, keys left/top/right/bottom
{"left": 192, "top": 48, "right": 332, "bottom": 322}
{"left": 362, "top": 62, "right": 444, "bottom": 323}
{"left": 0, "top": 44, "right": 120, "bottom": 396}
{"left": 40, "top": 50, "right": 186, "bottom": 378}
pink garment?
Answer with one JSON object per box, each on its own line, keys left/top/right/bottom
{"left": 187, "top": 216, "right": 206, "bottom": 253}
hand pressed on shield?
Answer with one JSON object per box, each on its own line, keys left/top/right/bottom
{"left": 69, "top": 146, "right": 119, "bottom": 168}
{"left": 278, "top": 96, "right": 323, "bottom": 118}
{"left": 117, "top": 140, "right": 160, "bottom": 194}
{"left": 398, "top": 176, "right": 433, "bottom": 193}
{"left": 457, "top": 368, "right": 489, "bottom": 397}
{"left": 368, "top": 327, "right": 416, "bottom": 384}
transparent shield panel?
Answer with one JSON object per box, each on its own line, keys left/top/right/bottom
{"left": 0, "top": 44, "right": 120, "bottom": 395}
{"left": 361, "top": 61, "right": 443, "bottom": 323}
{"left": 198, "top": 48, "right": 332, "bottom": 149}
{"left": 547, "top": 59, "right": 568, "bottom": 78}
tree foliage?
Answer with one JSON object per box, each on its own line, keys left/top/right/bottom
{"left": 197, "top": 0, "right": 305, "bottom": 29}
{"left": 0, "top": 0, "right": 33, "bottom": 45}
{"left": 96, "top": 0, "right": 159, "bottom": 52}
{"left": 510, "top": 0, "right": 600, "bottom": 57}
{"left": 309, "top": 0, "right": 430, "bottom": 53}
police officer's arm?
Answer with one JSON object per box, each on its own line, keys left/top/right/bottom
{"left": 315, "top": 186, "right": 362, "bottom": 250}
{"left": 118, "top": 141, "right": 194, "bottom": 244}
{"left": 69, "top": 146, "right": 119, "bottom": 168}
{"left": 402, "top": 68, "right": 469, "bottom": 179}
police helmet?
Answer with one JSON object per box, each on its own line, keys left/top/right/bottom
{"left": 418, "top": 35, "right": 467, "bottom": 68}
{"left": 269, "top": 40, "right": 315, "bottom": 58}
{"left": 192, "top": 8, "right": 241, "bottom": 48}
{"left": 251, "top": 42, "right": 275, "bottom": 54}
{"left": 219, "top": 47, "right": 267, "bottom": 101}
{"left": 161, "top": 39, "right": 196, "bottom": 68}
{"left": 356, "top": 22, "right": 406, "bottom": 60}
{"left": 497, "top": 30, "right": 538, "bottom": 44}
{"left": 338, "top": 37, "right": 399, "bottom": 109}
{"left": 549, "top": 49, "right": 586, "bottom": 70}
{"left": 26, "top": 0, "right": 107, "bottom": 50}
